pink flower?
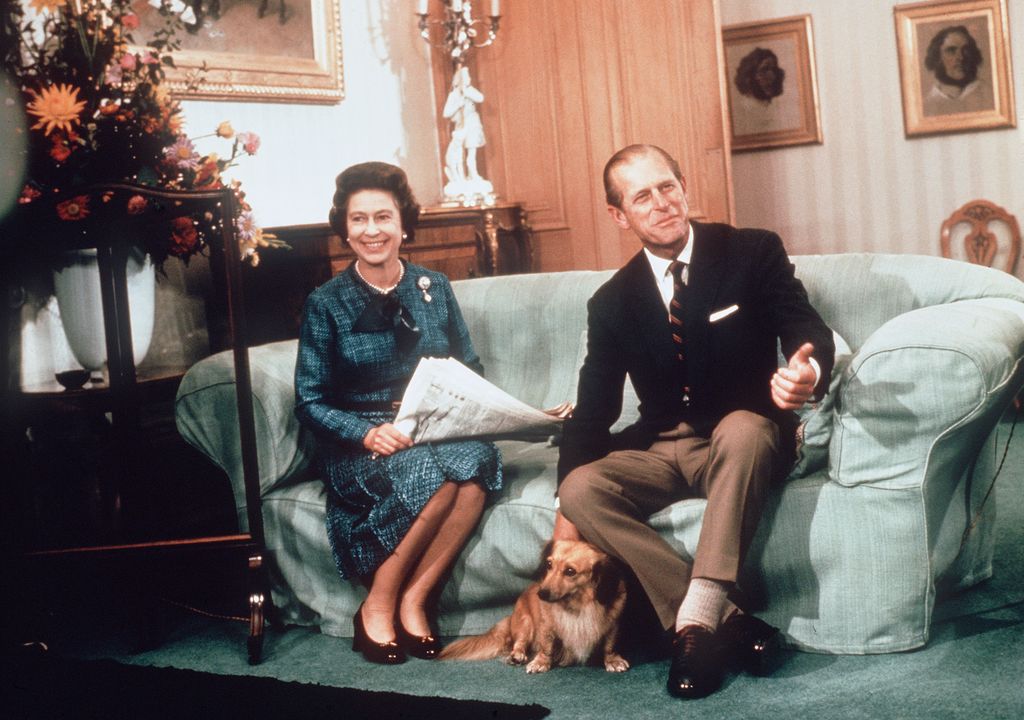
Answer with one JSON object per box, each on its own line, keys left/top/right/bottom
{"left": 164, "top": 136, "right": 199, "bottom": 170}
{"left": 122, "top": 13, "right": 140, "bottom": 30}
{"left": 105, "top": 62, "right": 123, "bottom": 85}
{"left": 120, "top": 53, "right": 137, "bottom": 71}
{"left": 235, "top": 210, "right": 259, "bottom": 244}
{"left": 236, "top": 132, "right": 261, "bottom": 156}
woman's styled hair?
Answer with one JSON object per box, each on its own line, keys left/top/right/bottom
{"left": 329, "top": 161, "right": 421, "bottom": 243}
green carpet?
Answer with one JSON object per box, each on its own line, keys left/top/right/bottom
{"left": 8, "top": 416, "right": 1024, "bottom": 719}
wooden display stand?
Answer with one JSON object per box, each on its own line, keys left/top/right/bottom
{"left": 1, "top": 184, "right": 269, "bottom": 663}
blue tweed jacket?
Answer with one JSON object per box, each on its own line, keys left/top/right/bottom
{"left": 294, "top": 261, "right": 481, "bottom": 448}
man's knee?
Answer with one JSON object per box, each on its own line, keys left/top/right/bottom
{"left": 714, "top": 410, "right": 780, "bottom": 455}
{"left": 558, "top": 467, "right": 595, "bottom": 517}
{"left": 558, "top": 465, "right": 616, "bottom": 524}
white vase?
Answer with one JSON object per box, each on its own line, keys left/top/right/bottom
{"left": 52, "top": 248, "right": 156, "bottom": 372}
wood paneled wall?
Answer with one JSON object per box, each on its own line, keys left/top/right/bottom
{"left": 430, "top": 0, "right": 734, "bottom": 272}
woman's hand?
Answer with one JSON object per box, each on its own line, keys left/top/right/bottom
{"left": 363, "top": 423, "right": 414, "bottom": 457}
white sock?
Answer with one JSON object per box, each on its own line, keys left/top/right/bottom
{"left": 675, "top": 578, "right": 730, "bottom": 633}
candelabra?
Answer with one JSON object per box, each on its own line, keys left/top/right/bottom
{"left": 416, "top": 1, "right": 502, "bottom": 207}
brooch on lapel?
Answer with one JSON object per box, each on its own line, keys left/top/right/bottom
{"left": 417, "top": 276, "right": 432, "bottom": 303}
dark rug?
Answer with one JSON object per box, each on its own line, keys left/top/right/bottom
{"left": 3, "top": 648, "right": 550, "bottom": 720}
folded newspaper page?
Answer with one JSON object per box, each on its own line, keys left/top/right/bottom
{"left": 393, "top": 357, "right": 564, "bottom": 443}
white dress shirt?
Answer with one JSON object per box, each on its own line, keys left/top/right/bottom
{"left": 643, "top": 231, "right": 694, "bottom": 312}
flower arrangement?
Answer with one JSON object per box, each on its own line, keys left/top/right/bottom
{"left": 2, "top": 0, "right": 284, "bottom": 270}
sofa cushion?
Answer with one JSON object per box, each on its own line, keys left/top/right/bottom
{"left": 830, "top": 298, "right": 1024, "bottom": 490}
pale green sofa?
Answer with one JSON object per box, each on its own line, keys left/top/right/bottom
{"left": 176, "top": 254, "right": 1024, "bottom": 654}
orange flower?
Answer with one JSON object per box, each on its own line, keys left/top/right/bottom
{"left": 56, "top": 195, "right": 90, "bottom": 221}
{"left": 127, "top": 195, "right": 148, "bottom": 215}
{"left": 27, "top": 83, "right": 87, "bottom": 136}
{"left": 30, "top": 0, "right": 65, "bottom": 12}
{"left": 169, "top": 216, "right": 200, "bottom": 256}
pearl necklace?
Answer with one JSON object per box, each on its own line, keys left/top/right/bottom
{"left": 355, "top": 261, "right": 404, "bottom": 294}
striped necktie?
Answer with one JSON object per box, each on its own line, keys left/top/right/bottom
{"left": 668, "top": 260, "right": 692, "bottom": 407}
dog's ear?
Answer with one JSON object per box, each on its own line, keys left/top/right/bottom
{"left": 592, "top": 555, "right": 623, "bottom": 607}
{"left": 534, "top": 539, "right": 555, "bottom": 580}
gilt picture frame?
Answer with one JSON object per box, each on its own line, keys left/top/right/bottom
{"left": 134, "top": 0, "right": 344, "bottom": 104}
{"left": 722, "top": 15, "right": 823, "bottom": 153}
{"left": 894, "top": 0, "right": 1015, "bottom": 137}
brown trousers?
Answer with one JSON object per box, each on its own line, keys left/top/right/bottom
{"left": 559, "top": 410, "right": 781, "bottom": 631}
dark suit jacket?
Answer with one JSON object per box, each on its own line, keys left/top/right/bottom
{"left": 557, "top": 221, "right": 835, "bottom": 482}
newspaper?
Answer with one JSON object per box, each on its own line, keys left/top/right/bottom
{"left": 393, "top": 357, "right": 565, "bottom": 443}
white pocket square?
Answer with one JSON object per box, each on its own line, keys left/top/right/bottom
{"left": 709, "top": 304, "right": 740, "bottom": 323}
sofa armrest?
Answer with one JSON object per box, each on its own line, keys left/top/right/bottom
{"left": 175, "top": 340, "right": 314, "bottom": 517}
{"left": 830, "top": 298, "right": 1024, "bottom": 490}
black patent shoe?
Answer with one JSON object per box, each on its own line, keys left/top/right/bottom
{"left": 396, "top": 621, "right": 443, "bottom": 660}
{"left": 666, "top": 625, "right": 724, "bottom": 699}
{"left": 353, "top": 604, "right": 406, "bottom": 665}
{"left": 719, "top": 611, "right": 783, "bottom": 676}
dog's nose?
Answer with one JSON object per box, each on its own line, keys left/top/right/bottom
{"left": 537, "top": 588, "right": 553, "bottom": 602}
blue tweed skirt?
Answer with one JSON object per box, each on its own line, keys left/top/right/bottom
{"left": 321, "top": 421, "right": 502, "bottom": 579}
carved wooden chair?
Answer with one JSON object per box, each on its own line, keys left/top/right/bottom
{"left": 941, "top": 200, "right": 1023, "bottom": 409}
{"left": 940, "top": 199, "right": 1021, "bottom": 275}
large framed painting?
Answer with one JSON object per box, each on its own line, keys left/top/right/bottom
{"left": 894, "top": 0, "right": 1015, "bottom": 137}
{"left": 722, "top": 15, "right": 823, "bottom": 153}
{"left": 134, "top": 0, "right": 344, "bottom": 103}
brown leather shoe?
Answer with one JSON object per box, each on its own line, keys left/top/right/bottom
{"left": 719, "top": 612, "right": 782, "bottom": 676}
{"left": 666, "top": 625, "right": 724, "bottom": 699}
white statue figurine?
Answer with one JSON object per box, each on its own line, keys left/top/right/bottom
{"left": 442, "top": 65, "right": 494, "bottom": 204}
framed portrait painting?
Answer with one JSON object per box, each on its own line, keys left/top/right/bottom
{"left": 133, "top": 0, "right": 344, "bottom": 103}
{"left": 722, "top": 15, "right": 823, "bottom": 153}
{"left": 894, "top": 0, "right": 1015, "bottom": 137}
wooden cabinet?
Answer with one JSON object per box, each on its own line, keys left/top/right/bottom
{"left": 1, "top": 184, "right": 268, "bottom": 663}
{"left": 248, "top": 203, "right": 532, "bottom": 345}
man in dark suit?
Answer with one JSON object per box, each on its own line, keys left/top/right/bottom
{"left": 554, "top": 144, "right": 834, "bottom": 699}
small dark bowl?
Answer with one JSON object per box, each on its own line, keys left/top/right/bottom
{"left": 55, "top": 369, "right": 91, "bottom": 390}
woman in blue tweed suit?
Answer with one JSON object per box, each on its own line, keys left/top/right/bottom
{"left": 295, "top": 162, "right": 502, "bottom": 665}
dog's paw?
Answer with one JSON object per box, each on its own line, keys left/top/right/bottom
{"left": 525, "top": 657, "right": 551, "bottom": 674}
{"left": 506, "top": 649, "right": 528, "bottom": 665}
{"left": 604, "top": 653, "right": 630, "bottom": 673}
